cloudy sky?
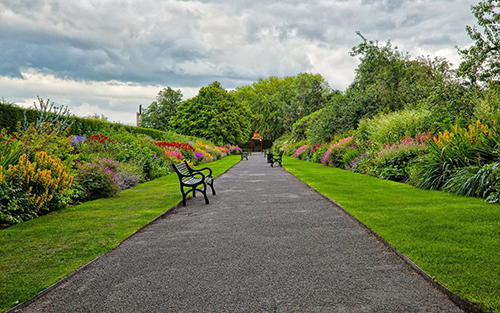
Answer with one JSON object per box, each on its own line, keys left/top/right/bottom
{"left": 0, "top": 0, "right": 480, "bottom": 125}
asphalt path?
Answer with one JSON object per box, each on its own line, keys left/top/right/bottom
{"left": 14, "top": 153, "right": 462, "bottom": 312}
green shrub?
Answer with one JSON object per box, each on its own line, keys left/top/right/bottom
{"left": 443, "top": 163, "right": 500, "bottom": 203}
{"left": 311, "top": 143, "right": 329, "bottom": 163}
{"left": 341, "top": 147, "right": 360, "bottom": 168}
{"left": 373, "top": 135, "right": 428, "bottom": 181}
{"left": 75, "top": 158, "right": 121, "bottom": 201}
{"left": 321, "top": 136, "right": 355, "bottom": 168}
{"left": 359, "top": 108, "right": 436, "bottom": 147}
{"left": 410, "top": 121, "right": 500, "bottom": 190}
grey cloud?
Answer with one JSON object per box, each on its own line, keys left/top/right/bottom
{"left": 0, "top": 0, "right": 480, "bottom": 92}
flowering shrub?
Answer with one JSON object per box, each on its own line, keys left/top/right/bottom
{"left": 293, "top": 144, "right": 316, "bottom": 160}
{"left": 358, "top": 108, "right": 436, "bottom": 146}
{"left": 224, "top": 145, "right": 242, "bottom": 154}
{"left": 70, "top": 135, "right": 86, "bottom": 149}
{"left": 79, "top": 133, "right": 121, "bottom": 156}
{"left": 75, "top": 158, "right": 121, "bottom": 201}
{"left": 349, "top": 153, "right": 368, "bottom": 172}
{"left": 411, "top": 121, "right": 500, "bottom": 191}
{"left": 321, "top": 136, "right": 355, "bottom": 167}
{"left": 164, "top": 150, "right": 183, "bottom": 164}
{"left": 155, "top": 141, "right": 195, "bottom": 152}
{"left": 0, "top": 152, "right": 73, "bottom": 225}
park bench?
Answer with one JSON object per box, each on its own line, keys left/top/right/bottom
{"left": 270, "top": 150, "right": 284, "bottom": 167}
{"left": 172, "top": 161, "right": 216, "bottom": 206}
{"left": 241, "top": 150, "right": 249, "bottom": 160}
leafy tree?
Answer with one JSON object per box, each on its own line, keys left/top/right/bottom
{"left": 457, "top": 0, "right": 500, "bottom": 86}
{"left": 339, "top": 33, "right": 463, "bottom": 131}
{"left": 139, "top": 87, "right": 183, "bottom": 131}
{"left": 170, "top": 82, "right": 251, "bottom": 145}
{"left": 235, "top": 73, "right": 332, "bottom": 141}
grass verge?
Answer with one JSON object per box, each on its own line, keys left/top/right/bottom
{"left": 283, "top": 156, "right": 500, "bottom": 313}
{"left": 0, "top": 155, "right": 240, "bottom": 312}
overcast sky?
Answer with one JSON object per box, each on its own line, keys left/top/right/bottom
{"left": 0, "top": 0, "right": 480, "bottom": 125}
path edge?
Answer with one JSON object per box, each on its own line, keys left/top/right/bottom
{"left": 283, "top": 166, "right": 485, "bottom": 313}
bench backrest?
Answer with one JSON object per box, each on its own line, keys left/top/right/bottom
{"left": 172, "top": 162, "right": 190, "bottom": 177}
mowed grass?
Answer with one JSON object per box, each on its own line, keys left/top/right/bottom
{"left": 284, "top": 156, "right": 500, "bottom": 313}
{"left": 0, "top": 155, "right": 240, "bottom": 312}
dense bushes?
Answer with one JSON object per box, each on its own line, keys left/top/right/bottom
{"left": 0, "top": 118, "right": 242, "bottom": 228}
{"left": 0, "top": 152, "right": 73, "bottom": 225}
{"left": 278, "top": 107, "right": 500, "bottom": 203}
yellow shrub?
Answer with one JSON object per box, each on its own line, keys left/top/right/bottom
{"left": 433, "top": 120, "right": 497, "bottom": 149}
{"left": 3, "top": 152, "right": 73, "bottom": 213}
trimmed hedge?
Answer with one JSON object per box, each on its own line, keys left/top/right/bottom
{"left": 0, "top": 103, "right": 199, "bottom": 142}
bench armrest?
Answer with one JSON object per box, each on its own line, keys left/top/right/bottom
{"left": 190, "top": 167, "right": 213, "bottom": 177}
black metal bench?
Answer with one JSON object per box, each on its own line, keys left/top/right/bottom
{"left": 172, "top": 161, "right": 215, "bottom": 206}
{"left": 270, "top": 150, "right": 284, "bottom": 167}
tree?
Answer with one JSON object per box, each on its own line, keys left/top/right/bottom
{"left": 139, "top": 87, "right": 183, "bottom": 131}
{"left": 235, "top": 73, "right": 332, "bottom": 141}
{"left": 457, "top": 0, "right": 500, "bottom": 86}
{"left": 169, "top": 82, "right": 251, "bottom": 145}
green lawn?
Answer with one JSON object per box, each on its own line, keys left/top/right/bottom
{"left": 0, "top": 155, "right": 240, "bottom": 312}
{"left": 283, "top": 156, "right": 500, "bottom": 312}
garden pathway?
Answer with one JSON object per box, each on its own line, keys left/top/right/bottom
{"left": 15, "top": 153, "right": 461, "bottom": 312}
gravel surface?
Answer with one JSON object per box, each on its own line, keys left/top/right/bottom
{"left": 14, "top": 153, "right": 462, "bottom": 312}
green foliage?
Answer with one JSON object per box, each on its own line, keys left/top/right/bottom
{"left": 442, "top": 163, "right": 500, "bottom": 202}
{"left": 307, "top": 93, "right": 349, "bottom": 144}
{"left": 358, "top": 108, "right": 435, "bottom": 146}
{"left": 170, "top": 82, "right": 251, "bottom": 146}
{"left": 410, "top": 121, "right": 500, "bottom": 191}
{"left": 0, "top": 152, "right": 73, "bottom": 226}
{"left": 419, "top": 82, "right": 476, "bottom": 128}
{"left": 372, "top": 140, "right": 426, "bottom": 181}
{"left": 236, "top": 73, "right": 333, "bottom": 141}
{"left": 472, "top": 87, "right": 500, "bottom": 123}
{"left": 139, "top": 87, "right": 183, "bottom": 131}
{"left": 74, "top": 157, "right": 122, "bottom": 201}
{"left": 290, "top": 109, "right": 322, "bottom": 142}
{"left": 0, "top": 181, "right": 30, "bottom": 226}
{"left": 22, "top": 97, "right": 74, "bottom": 135}
{"left": 457, "top": 0, "right": 500, "bottom": 86}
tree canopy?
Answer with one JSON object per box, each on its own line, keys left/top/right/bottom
{"left": 169, "top": 82, "right": 251, "bottom": 146}
{"left": 458, "top": 0, "right": 500, "bottom": 87}
{"left": 235, "top": 73, "right": 333, "bottom": 142}
{"left": 139, "top": 87, "right": 183, "bottom": 131}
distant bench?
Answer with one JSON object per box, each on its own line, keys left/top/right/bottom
{"left": 172, "top": 161, "right": 216, "bottom": 206}
{"left": 240, "top": 150, "right": 249, "bottom": 160}
{"left": 270, "top": 151, "right": 283, "bottom": 167}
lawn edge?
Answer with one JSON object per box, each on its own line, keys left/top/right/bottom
{"left": 5, "top": 158, "right": 239, "bottom": 313}
{"left": 282, "top": 165, "right": 485, "bottom": 313}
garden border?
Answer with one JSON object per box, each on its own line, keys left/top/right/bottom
{"left": 5, "top": 159, "right": 239, "bottom": 313}
{"left": 282, "top": 166, "right": 485, "bottom": 313}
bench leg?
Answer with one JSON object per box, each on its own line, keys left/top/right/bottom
{"left": 199, "top": 183, "right": 209, "bottom": 204}
{"left": 208, "top": 181, "right": 216, "bottom": 195}
{"left": 180, "top": 186, "right": 187, "bottom": 206}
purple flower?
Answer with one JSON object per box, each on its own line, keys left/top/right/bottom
{"left": 194, "top": 152, "right": 204, "bottom": 161}
{"left": 70, "top": 135, "right": 86, "bottom": 147}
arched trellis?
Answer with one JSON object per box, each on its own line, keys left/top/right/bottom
{"left": 250, "top": 132, "right": 263, "bottom": 152}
